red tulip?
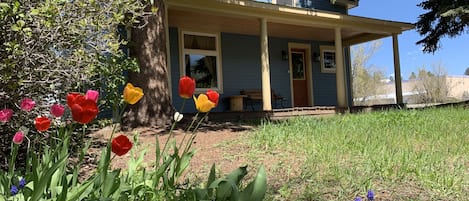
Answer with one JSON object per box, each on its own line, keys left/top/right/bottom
{"left": 178, "top": 76, "right": 195, "bottom": 99}
{"left": 111, "top": 135, "right": 133, "bottom": 156}
{"left": 67, "top": 93, "right": 98, "bottom": 124}
{"left": 35, "top": 116, "right": 51, "bottom": 132}
{"left": 66, "top": 92, "right": 82, "bottom": 109}
{"left": 206, "top": 90, "right": 219, "bottom": 106}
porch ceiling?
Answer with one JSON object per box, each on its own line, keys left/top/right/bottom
{"left": 167, "top": 0, "right": 414, "bottom": 46}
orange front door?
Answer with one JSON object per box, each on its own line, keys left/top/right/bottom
{"left": 291, "top": 49, "right": 309, "bottom": 107}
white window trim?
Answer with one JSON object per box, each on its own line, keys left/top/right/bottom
{"left": 320, "top": 45, "right": 336, "bottom": 73}
{"left": 179, "top": 30, "right": 223, "bottom": 93}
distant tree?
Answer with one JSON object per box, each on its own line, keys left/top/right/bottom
{"left": 465, "top": 67, "right": 469, "bottom": 75}
{"left": 413, "top": 63, "right": 449, "bottom": 103}
{"left": 409, "top": 72, "right": 417, "bottom": 80}
{"left": 415, "top": 1, "right": 469, "bottom": 53}
{"left": 351, "top": 40, "right": 386, "bottom": 105}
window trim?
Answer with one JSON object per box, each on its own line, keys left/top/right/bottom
{"left": 179, "top": 30, "right": 223, "bottom": 93}
{"left": 320, "top": 45, "right": 336, "bottom": 73}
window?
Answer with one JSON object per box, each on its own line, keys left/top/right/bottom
{"left": 320, "top": 46, "right": 336, "bottom": 73}
{"left": 181, "top": 31, "right": 222, "bottom": 91}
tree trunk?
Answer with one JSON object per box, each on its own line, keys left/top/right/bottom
{"left": 124, "top": 0, "right": 173, "bottom": 128}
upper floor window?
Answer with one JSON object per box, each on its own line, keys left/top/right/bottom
{"left": 320, "top": 46, "right": 336, "bottom": 73}
{"left": 180, "top": 31, "right": 223, "bottom": 92}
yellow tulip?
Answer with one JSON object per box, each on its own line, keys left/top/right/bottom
{"left": 123, "top": 83, "right": 144, "bottom": 104}
{"left": 193, "top": 94, "right": 215, "bottom": 113}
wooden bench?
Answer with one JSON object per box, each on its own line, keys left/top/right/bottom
{"left": 240, "top": 89, "right": 286, "bottom": 110}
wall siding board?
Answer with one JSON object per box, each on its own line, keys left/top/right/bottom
{"left": 169, "top": 27, "right": 350, "bottom": 112}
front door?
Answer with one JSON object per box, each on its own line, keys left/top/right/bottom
{"left": 291, "top": 49, "right": 309, "bottom": 107}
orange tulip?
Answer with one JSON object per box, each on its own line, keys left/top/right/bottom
{"left": 123, "top": 83, "right": 144, "bottom": 105}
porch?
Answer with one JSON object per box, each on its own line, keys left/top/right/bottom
{"left": 166, "top": 0, "right": 414, "bottom": 113}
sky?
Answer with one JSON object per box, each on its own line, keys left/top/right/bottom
{"left": 349, "top": 0, "right": 469, "bottom": 79}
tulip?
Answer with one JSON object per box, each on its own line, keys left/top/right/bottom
{"left": 193, "top": 94, "right": 216, "bottom": 113}
{"left": 123, "top": 83, "right": 144, "bottom": 105}
{"left": 206, "top": 90, "right": 219, "bottom": 106}
{"left": 179, "top": 76, "right": 195, "bottom": 99}
{"left": 85, "top": 89, "right": 99, "bottom": 103}
{"left": 111, "top": 135, "right": 133, "bottom": 156}
{"left": 50, "top": 104, "right": 65, "bottom": 118}
{"left": 12, "top": 131, "right": 25, "bottom": 145}
{"left": 66, "top": 92, "right": 81, "bottom": 109}
{"left": 0, "top": 109, "right": 14, "bottom": 123}
{"left": 174, "top": 112, "right": 183, "bottom": 122}
{"left": 35, "top": 116, "right": 51, "bottom": 132}
{"left": 20, "top": 98, "right": 35, "bottom": 112}
{"left": 69, "top": 97, "right": 98, "bottom": 124}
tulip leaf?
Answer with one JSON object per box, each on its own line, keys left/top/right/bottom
{"left": 239, "top": 165, "right": 267, "bottom": 201}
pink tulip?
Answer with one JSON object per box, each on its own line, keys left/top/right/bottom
{"left": 13, "top": 131, "right": 25, "bottom": 145}
{"left": 50, "top": 104, "right": 65, "bottom": 118}
{"left": 85, "top": 90, "right": 99, "bottom": 103}
{"left": 0, "top": 109, "right": 14, "bottom": 123}
{"left": 20, "top": 98, "right": 35, "bottom": 112}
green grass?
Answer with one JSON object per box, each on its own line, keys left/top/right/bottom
{"left": 246, "top": 107, "right": 469, "bottom": 200}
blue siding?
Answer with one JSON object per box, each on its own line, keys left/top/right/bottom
{"left": 169, "top": 27, "right": 352, "bottom": 112}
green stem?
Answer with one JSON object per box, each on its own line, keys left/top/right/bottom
{"left": 183, "top": 112, "right": 210, "bottom": 153}
{"left": 157, "top": 99, "right": 187, "bottom": 165}
{"left": 178, "top": 112, "right": 199, "bottom": 151}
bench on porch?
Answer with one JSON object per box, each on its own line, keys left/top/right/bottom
{"left": 240, "top": 89, "right": 286, "bottom": 110}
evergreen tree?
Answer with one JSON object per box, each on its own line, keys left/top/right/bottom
{"left": 415, "top": 0, "right": 469, "bottom": 53}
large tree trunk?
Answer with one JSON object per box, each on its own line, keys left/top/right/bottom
{"left": 124, "top": 0, "right": 173, "bottom": 128}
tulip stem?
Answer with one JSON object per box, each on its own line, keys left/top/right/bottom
{"left": 158, "top": 98, "right": 187, "bottom": 167}
{"left": 183, "top": 112, "right": 209, "bottom": 153}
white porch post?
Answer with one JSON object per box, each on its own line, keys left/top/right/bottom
{"left": 260, "top": 18, "right": 272, "bottom": 110}
{"left": 335, "top": 27, "right": 347, "bottom": 108}
{"left": 392, "top": 33, "right": 403, "bottom": 105}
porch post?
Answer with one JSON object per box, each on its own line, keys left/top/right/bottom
{"left": 392, "top": 33, "right": 403, "bottom": 105}
{"left": 260, "top": 18, "right": 272, "bottom": 110}
{"left": 334, "top": 27, "right": 347, "bottom": 108}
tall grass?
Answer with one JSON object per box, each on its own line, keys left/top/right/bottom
{"left": 250, "top": 107, "right": 469, "bottom": 200}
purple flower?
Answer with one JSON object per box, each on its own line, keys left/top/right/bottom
{"left": 19, "top": 178, "right": 26, "bottom": 189}
{"left": 354, "top": 197, "right": 362, "bottom": 201}
{"left": 10, "top": 185, "right": 18, "bottom": 195}
{"left": 367, "top": 190, "right": 374, "bottom": 201}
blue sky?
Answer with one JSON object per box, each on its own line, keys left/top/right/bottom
{"left": 349, "top": 0, "right": 469, "bottom": 79}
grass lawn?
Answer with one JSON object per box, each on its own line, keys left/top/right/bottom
{"left": 226, "top": 107, "right": 469, "bottom": 200}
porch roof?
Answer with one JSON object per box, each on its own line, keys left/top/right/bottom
{"left": 167, "top": 0, "right": 414, "bottom": 46}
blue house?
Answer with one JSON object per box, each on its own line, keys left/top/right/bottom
{"left": 163, "top": 0, "right": 414, "bottom": 113}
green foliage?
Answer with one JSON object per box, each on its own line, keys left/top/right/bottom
{"left": 416, "top": 1, "right": 469, "bottom": 53}
{"left": 411, "top": 63, "right": 449, "bottom": 103}
{"left": 464, "top": 67, "right": 469, "bottom": 75}
{"left": 249, "top": 107, "right": 469, "bottom": 200}
{"left": 0, "top": 0, "right": 145, "bottom": 169}
{"left": 185, "top": 164, "right": 267, "bottom": 201}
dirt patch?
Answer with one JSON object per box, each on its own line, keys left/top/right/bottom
{"left": 85, "top": 121, "right": 257, "bottom": 178}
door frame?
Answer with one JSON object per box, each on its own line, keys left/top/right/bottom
{"left": 288, "top": 42, "right": 314, "bottom": 107}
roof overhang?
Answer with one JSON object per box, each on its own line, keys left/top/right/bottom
{"left": 167, "top": 0, "right": 414, "bottom": 46}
